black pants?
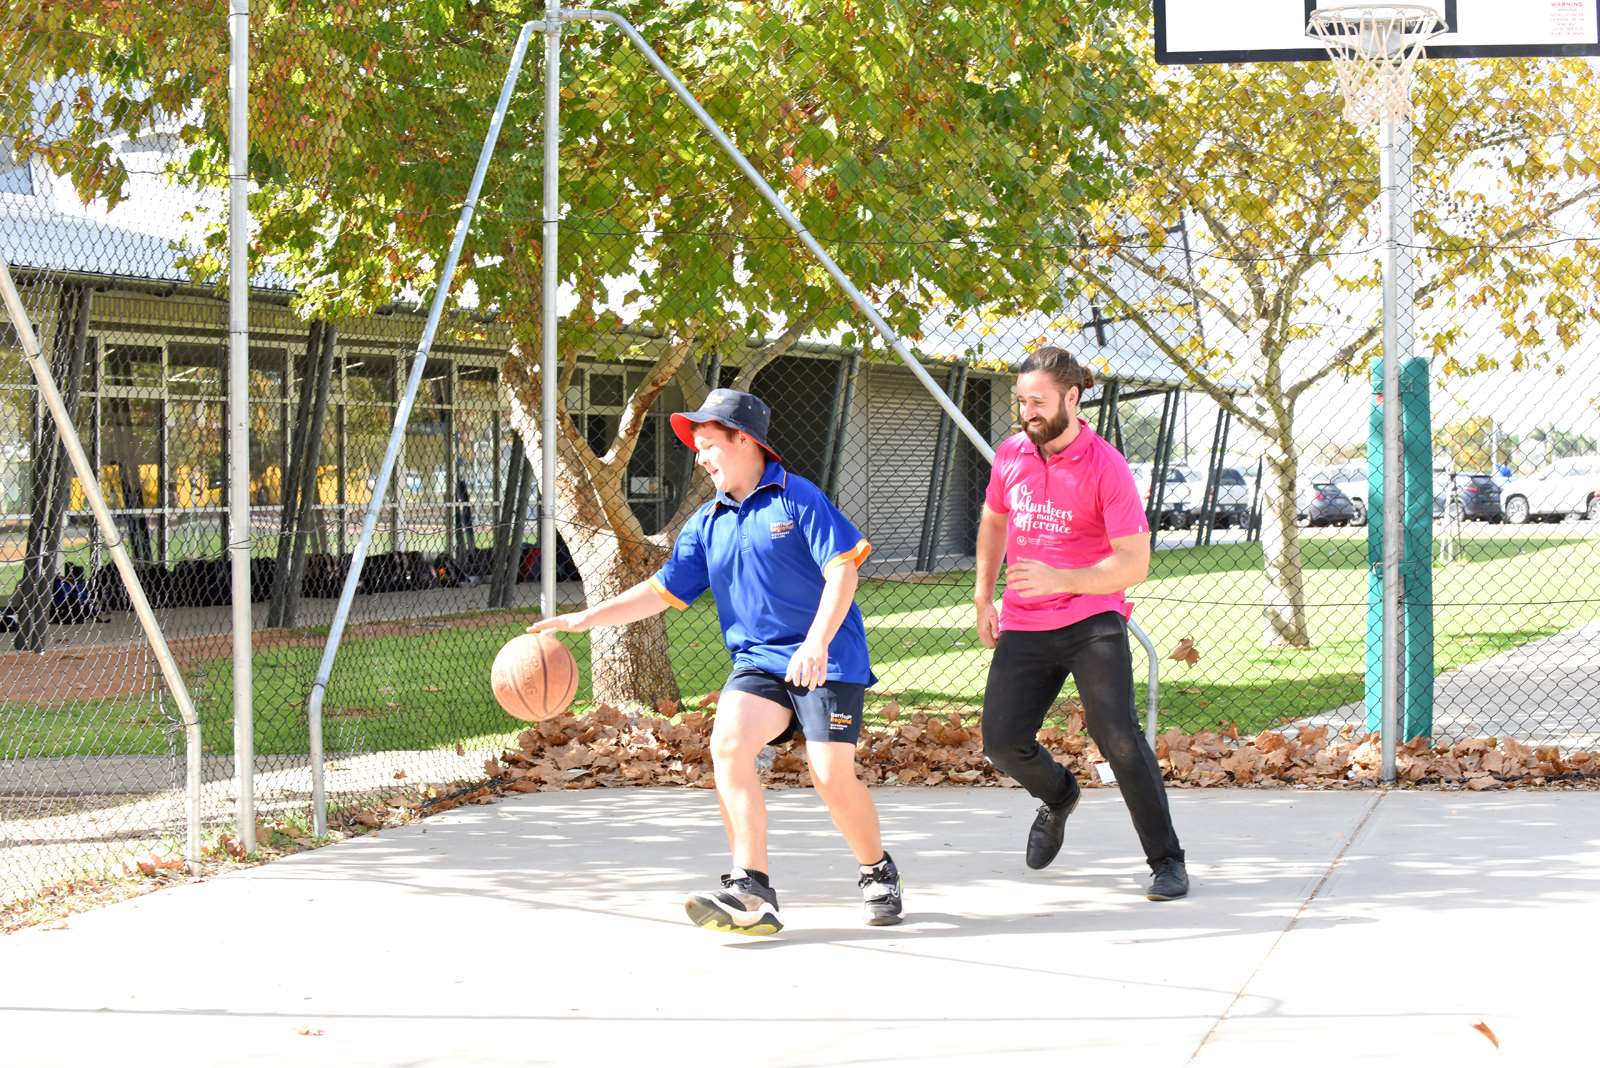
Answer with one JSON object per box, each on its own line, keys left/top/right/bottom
{"left": 982, "top": 611, "right": 1184, "bottom": 866}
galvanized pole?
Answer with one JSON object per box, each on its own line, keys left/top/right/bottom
{"left": 1379, "top": 117, "right": 1406, "bottom": 785}
{"left": 228, "top": 0, "right": 256, "bottom": 852}
{"left": 303, "top": 22, "right": 538, "bottom": 834}
{"left": 1, "top": 258, "right": 205, "bottom": 869}
{"left": 540, "top": 1, "right": 561, "bottom": 617}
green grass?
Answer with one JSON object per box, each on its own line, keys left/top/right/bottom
{"left": 4, "top": 531, "right": 1597, "bottom": 758}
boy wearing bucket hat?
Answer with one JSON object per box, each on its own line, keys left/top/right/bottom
{"left": 529, "top": 388, "right": 901, "bottom": 934}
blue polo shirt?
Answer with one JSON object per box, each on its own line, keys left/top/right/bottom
{"left": 649, "top": 462, "right": 876, "bottom": 685}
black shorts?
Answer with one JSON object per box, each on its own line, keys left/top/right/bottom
{"left": 721, "top": 665, "right": 867, "bottom": 746}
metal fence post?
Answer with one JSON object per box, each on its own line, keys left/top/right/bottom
{"left": 303, "top": 21, "right": 540, "bottom": 835}
{"left": 228, "top": 0, "right": 256, "bottom": 852}
{"left": 1, "top": 257, "right": 205, "bottom": 869}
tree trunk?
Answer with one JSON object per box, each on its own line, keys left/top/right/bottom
{"left": 561, "top": 502, "right": 679, "bottom": 708}
{"left": 1259, "top": 450, "right": 1310, "bottom": 648}
{"left": 505, "top": 371, "right": 683, "bottom": 709}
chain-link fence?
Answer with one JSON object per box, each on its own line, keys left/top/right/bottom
{"left": 6, "top": 3, "right": 1600, "bottom": 908}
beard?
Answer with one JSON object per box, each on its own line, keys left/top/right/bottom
{"left": 1024, "top": 399, "right": 1072, "bottom": 446}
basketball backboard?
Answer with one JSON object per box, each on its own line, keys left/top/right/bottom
{"left": 1154, "top": 1, "right": 1600, "bottom": 64}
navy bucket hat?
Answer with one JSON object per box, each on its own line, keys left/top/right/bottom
{"left": 670, "top": 388, "right": 783, "bottom": 463}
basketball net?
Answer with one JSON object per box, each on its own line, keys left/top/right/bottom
{"left": 1308, "top": 4, "right": 1445, "bottom": 124}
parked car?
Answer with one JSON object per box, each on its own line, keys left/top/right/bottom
{"left": 1175, "top": 464, "right": 1252, "bottom": 528}
{"left": 1296, "top": 481, "right": 1357, "bottom": 526}
{"left": 1299, "top": 462, "right": 1369, "bottom": 525}
{"left": 1129, "top": 463, "right": 1191, "bottom": 529}
{"left": 1448, "top": 472, "right": 1504, "bottom": 522}
{"left": 1500, "top": 454, "right": 1600, "bottom": 524}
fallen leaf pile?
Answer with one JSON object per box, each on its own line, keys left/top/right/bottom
{"left": 393, "top": 697, "right": 1600, "bottom": 804}
{"left": 1155, "top": 725, "right": 1598, "bottom": 789}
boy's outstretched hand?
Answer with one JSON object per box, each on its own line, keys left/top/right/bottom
{"left": 528, "top": 612, "right": 589, "bottom": 635}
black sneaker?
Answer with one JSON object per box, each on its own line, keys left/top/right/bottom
{"left": 859, "top": 853, "right": 904, "bottom": 926}
{"left": 1147, "top": 858, "right": 1189, "bottom": 901}
{"left": 1024, "top": 779, "right": 1081, "bottom": 870}
{"left": 684, "top": 869, "right": 783, "bottom": 935}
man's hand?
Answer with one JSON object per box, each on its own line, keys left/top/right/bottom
{"left": 527, "top": 612, "right": 591, "bottom": 635}
{"left": 974, "top": 599, "right": 1001, "bottom": 650}
{"left": 784, "top": 638, "right": 830, "bottom": 691}
{"left": 1007, "top": 558, "right": 1075, "bottom": 599}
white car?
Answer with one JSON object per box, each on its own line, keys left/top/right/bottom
{"left": 1500, "top": 454, "right": 1600, "bottom": 524}
{"left": 1129, "top": 463, "right": 1191, "bottom": 529}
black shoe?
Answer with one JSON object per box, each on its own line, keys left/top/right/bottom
{"left": 859, "top": 853, "right": 904, "bottom": 926}
{"left": 684, "top": 869, "right": 783, "bottom": 935}
{"left": 1147, "top": 858, "right": 1189, "bottom": 901}
{"left": 1024, "top": 780, "right": 1081, "bottom": 870}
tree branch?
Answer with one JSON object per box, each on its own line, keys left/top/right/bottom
{"left": 1083, "top": 273, "right": 1269, "bottom": 437}
{"left": 1191, "top": 200, "right": 1271, "bottom": 319}
{"left": 607, "top": 324, "right": 703, "bottom": 470}
{"left": 1286, "top": 182, "right": 1600, "bottom": 398}
{"left": 730, "top": 309, "right": 824, "bottom": 391}
{"left": 1102, "top": 241, "right": 1254, "bottom": 338}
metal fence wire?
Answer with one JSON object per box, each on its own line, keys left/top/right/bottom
{"left": 4, "top": 4, "right": 1600, "bottom": 907}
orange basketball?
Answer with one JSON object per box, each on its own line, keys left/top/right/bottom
{"left": 491, "top": 633, "right": 579, "bottom": 722}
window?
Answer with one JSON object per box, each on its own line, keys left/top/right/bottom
{"left": 166, "top": 341, "right": 224, "bottom": 396}
{"left": 103, "top": 343, "right": 163, "bottom": 391}
{"left": 588, "top": 372, "right": 625, "bottom": 409}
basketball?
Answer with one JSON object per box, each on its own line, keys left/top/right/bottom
{"left": 491, "top": 633, "right": 580, "bottom": 722}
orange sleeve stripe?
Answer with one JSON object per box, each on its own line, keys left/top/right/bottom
{"left": 825, "top": 539, "right": 873, "bottom": 574}
{"left": 649, "top": 577, "right": 689, "bottom": 611}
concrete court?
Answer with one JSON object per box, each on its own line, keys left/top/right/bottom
{"left": 0, "top": 787, "right": 1595, "bottom": 1067}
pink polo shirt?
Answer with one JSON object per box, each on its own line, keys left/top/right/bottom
{"left": 983, "top": 421, "right": 1149, "bottom": 632}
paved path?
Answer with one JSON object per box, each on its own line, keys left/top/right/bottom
{"left": 2, "top": 786, "right": 1595, "bottom": 1066}
{"left": 1308, "top": 620, "right": 1600, "bottom": 749}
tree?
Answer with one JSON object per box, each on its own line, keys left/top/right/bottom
{"left": 1067, "top": 60, "right": 1600, "bottom": 648}
{"left": 1437, "top": 416, "right": 1496, "bottom": 472}
{"left": 7, "top": 0, "right": 1155, "bottom": 703}
{"left": 1525, "top": 425, "right": 1597, "bottom": 465}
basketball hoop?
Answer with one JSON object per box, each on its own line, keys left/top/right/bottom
{"left": 1308, "top": 5, "right": 1445, "bottom": 124}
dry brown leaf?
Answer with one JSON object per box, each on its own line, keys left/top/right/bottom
{"left": 1298, "top": 725, "right": 1329, "bottom": 748}
{"left": 1255, "top": 730, "right": 1288, "bottom": 753}
{"left": 1471, "top": 1022, "right": 1499, "bottom": 1049}
{"left": 1167, "top": 638, "right": 1200, "bottom": 666}
{"left": 392, "top": 769, "right": 407, "bottom": 780}
{"left": 455, "top": 742, "right": 466, "bottom": 757}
